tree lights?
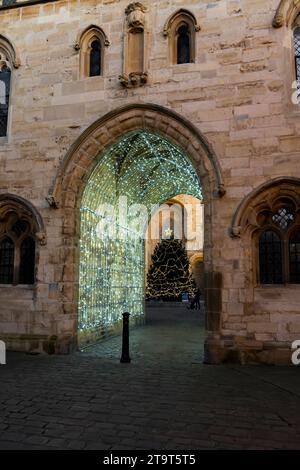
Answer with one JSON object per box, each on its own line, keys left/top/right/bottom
{"left": 146, "top": 238, "right": 196, "bottom": 300}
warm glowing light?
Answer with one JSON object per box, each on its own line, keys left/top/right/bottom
{"left": 78, "top": 130, "right": 202, "bottom": 340}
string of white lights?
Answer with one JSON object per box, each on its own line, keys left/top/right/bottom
{"left": 78, "top": 130, "right": 202, "bottom": 334}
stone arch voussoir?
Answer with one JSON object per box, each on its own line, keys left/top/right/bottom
{"left": 49, "top": 104, "right": 225, "bottom": 214}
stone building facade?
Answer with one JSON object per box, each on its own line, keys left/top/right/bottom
{"left": 0, "top": 0, "right": 300, "bottom": 364}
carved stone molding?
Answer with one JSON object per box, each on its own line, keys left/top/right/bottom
{"left": 125, "top": 2, "right": 147, "bottom": 29}
{"left": 163, "top": 9, "right": 200, "bottom": 37}
{"left": 0, "top": 34, "right": 20, "bottom": 68}
{"left": 49, "top": 103, "right": 225, "bottom": 209}
{"left": 120, "top": 3, "right": 148, "bottom": 88}
{"left": 272, "top": 0, "right": 300, "bottom": 28}
{"left": 74, "top": 25, "right": 110, "bottom": 52}
{"left": 230, "top": 177, "right": 300, "bottom": 238}
{"left": 0, "top": 193, "right": 46, "bottom": 245}
{"left": 46, "top": 194, "right": 60, "bottom": 209}
{"left": 119, "top": 72, "right": 148, "bottom": 88}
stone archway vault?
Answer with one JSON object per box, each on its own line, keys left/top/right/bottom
{"left": 48, "top": 103, "right": 225, "bottom": 351}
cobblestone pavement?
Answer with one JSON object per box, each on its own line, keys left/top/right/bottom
{"left": 1, "top": 304, "right": 300, "bottom": 450}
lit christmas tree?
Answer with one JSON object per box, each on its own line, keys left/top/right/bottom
{"left": 146, "top": 236, "right": 196, "bottom": 301}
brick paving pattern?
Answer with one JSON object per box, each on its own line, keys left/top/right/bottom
{"left": 1, "top": 304, "right": 300, "bottom": 450}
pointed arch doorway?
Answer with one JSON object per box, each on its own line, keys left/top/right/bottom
{"left": 49, "top": 104, "right": 225, "bottom": 357}
{"left": 78, "top": 129, "right": 203, "bottom": 345}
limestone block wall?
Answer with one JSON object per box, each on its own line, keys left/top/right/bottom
{"left": 0, "top": 0, "right": 299, "bottom": 363}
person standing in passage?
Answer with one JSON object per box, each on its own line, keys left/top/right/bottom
{"left": 194, "top": 288, "right": 201, "bottom": 310}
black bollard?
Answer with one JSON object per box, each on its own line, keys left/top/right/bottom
{"left": 120, "top": 312, "right": 131, "bottom": 363}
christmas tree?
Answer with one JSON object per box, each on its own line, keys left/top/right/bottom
{"left": 146, "top": 238, "right": 196, "bottom": 301}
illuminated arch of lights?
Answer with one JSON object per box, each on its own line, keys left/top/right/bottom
{"left": 79, "top": 130, "right": 202, "bottom": 342}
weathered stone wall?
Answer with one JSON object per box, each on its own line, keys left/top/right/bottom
{"left": 0, "top": 0, "right": 299, "bottom": 363}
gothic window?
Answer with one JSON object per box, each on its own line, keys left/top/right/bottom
{"left": 177, "top": 24, "right": 191, "bottom": 64}
{"left": 164, "top": 10, "right": 200, "bottom": 65}
{"left": 0, "top": 210, "right": 36, "bottom": 285}
{"left": 230, "top": 180, "right": 300, "bottom": 286}
{"left": 77, "top": 26, "right": 109, "bottom": 78}
{"left": 257, "top": 205, "right": 300, "bottom": 285}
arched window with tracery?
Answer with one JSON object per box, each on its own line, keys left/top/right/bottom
{"left": 230, "top": 180, "right": 300, "bottom": 286}
{"left": 164, "top": 9, "right": 200, "bottom": 65}
{"left": 0, "top": 198, "right": 44, "bottom": 285}
{"left": 256, "top": 205, "right": 300, "bottom": 284}
{"left": 76, "top": 26, "right": 109, "bottom": 78}
{"left": 257, "top": 205, "right": 300, "bottom": 285}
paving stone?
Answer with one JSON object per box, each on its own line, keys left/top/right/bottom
{"left": 1, "top": 307, "right": 300, "bottom": 449}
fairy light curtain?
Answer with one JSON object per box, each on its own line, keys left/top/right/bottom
{"left": 79, "top": 130, "right": 202, "bottom": 341}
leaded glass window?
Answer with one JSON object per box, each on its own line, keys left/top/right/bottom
{"left": 89, "top": 39, "right": 102, "bottom": 77}
{"left": 0, "top": 237, "right": 14, "bottom": 284}
{"left": 259, "top": 231, "right": 283, "bottom": 284}
{"left": 0, "top": 66, "right": 11, "bottom": 137}
{"left": 2, "top": 0, "right": 17, "bottom": 5}
{"left": 257, "top": 202, "right": 300, "bottom": 285}
{"left": 19, "top": 237, "right": 35, "bottom": 284}
{"left": 177, "top": 24, "right": 191, "bottom": 64}
{"left": 0, "top": 210, "right": 36, "bottom": 285}
{"left": 294, "top": 28, "right": 300, "bottom": 78}
{"left": 272, "top": 207, "right": 294, "bottom": 230}
{"left": 289, "top": 230, "right": 300, "bottom": 283}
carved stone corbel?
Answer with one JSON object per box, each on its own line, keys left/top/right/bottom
{"left": 119, "top": 72, "right": 148, "bottom": 88}
{"left": 272, "top": 0, "right": 300, "bottom": 28}
{"left": 230, "top": 226, "right": 242, "bottom": 238}
{"left": 36, "top": 231, "right": 47, "bottom": 246}
{"left": 125, "top": 2, "right": 147, "bottom": 29}
{"left": 46, "top": 195, "right": 60, "bottom": 209}
{"left": 272, "top": 0, "right": 287, "bottom": 27}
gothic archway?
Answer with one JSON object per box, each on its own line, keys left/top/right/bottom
{"left": 49, "top": 104, "right": 225, "bottom": 348}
